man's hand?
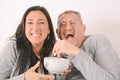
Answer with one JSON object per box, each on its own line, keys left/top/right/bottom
{"left": 52, "top": 40, "right": 80, "bottom": 57}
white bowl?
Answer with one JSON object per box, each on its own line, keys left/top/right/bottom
{"left": 44, "top": 57, "right": 70, "bottom": 74}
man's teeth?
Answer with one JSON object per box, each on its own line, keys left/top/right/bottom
{"left": 32, "top": 33, "right": 41, "bottom": 37}
{"left": 66, "top": 34, "right": 73, "bottom": 39}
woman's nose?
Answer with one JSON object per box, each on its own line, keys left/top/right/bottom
{"left": 32, "top": 24, "right": 40, "bottom": 31}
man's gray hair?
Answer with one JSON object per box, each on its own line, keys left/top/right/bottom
{"left": 57, "top": 10, "right": 83, "bottom": 25}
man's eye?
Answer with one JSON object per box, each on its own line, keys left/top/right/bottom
{"left": 70, "top": 22, "right": 76, "bottom": 25}
{"left": 59, "top": 23, "right": 66, "bottom": 27}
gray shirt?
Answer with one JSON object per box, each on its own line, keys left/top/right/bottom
{"left": 0, "top": 34, "right": 119, "bottom": 80}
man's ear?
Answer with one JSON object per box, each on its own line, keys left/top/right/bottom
{"left": 82, "top": 24, "right": 86, "bottom": 33}
{"left": 56, "top": 28, "right": 60, "bottom": 38}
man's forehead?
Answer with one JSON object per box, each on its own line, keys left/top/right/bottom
{"left": 58, "top": 14, "right": 79, "bottom": 23}
{"left": 59, "top": 13, "right": 78, "bottom": 19}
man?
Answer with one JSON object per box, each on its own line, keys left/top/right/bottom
{"left": 52, "top": 10, "right": 120, "bottom": 80}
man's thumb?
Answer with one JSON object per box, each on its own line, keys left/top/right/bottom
{"left": 30, "top": 61, "right": 40, "bottom": 71}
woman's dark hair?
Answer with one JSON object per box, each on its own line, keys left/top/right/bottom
{"left": 13, "top": 5, "right": 56, "bottom": 75}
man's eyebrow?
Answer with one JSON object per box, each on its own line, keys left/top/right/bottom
{"left": 70, "top": 20, "right": 77, "bottom": 22}
{"left": 58, "top": 21, "right": 66, "bottom": 25}
{"left": 58, "top": 20, "right": 66, "bottom": 23}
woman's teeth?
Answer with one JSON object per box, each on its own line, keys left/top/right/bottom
{"left": 31, "top": 33, "right": 41, "bottom": 37}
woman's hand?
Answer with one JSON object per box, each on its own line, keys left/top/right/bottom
{"left": 24, "top": 61, "right": 54, "bottom": 80}
{"left": 60, "top": 63, "right": 73, "bottom": 76}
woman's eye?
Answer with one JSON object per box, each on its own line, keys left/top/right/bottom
{"left": 27, "top": 22, "right": 33, "bottom": 24}
{"left": 39, "top": 21, "right": 45, "bottom": 24}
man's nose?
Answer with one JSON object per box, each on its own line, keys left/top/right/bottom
{"left": 65, "top": 24, "right": 72, "bottom": 30}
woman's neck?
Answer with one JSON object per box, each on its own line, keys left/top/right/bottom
{"left": 32, "top": 43, "right": 43, "bottom": 56}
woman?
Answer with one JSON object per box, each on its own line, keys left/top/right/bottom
{"left": 0, "top": 5, "right": 55, "bottom": 80}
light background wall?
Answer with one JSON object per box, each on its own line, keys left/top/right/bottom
{"left": 0, "top": 0, "right": 120, "bottom": 57}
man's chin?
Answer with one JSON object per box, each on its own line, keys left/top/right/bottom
{"left": 67, "top": 37, "right": 74, "bottom": 43}
{"left": 66, "top": 39, "right": 74, "bottom": 44}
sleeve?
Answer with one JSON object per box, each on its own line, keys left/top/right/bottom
{"left": 71, "top": 35, "right": 119, "bottom": 80}
{"left": 0, "top": 40, "right": 24, "bottom": 80}
{"left": 6, "top": 74, "right": 24, "bottom": 80}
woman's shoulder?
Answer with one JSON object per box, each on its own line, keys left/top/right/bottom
{"left": 0, "top": 37, "right": 18, "bottom": 63}
{"left": 3, "top": 38, "right": 17, "bottom": 50}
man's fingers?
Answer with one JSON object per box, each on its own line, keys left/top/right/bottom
{"left": 52, "top": 40, "right": 62, "bottom": 57}
{"left": 60, "top": 69, "right": 71, "bottom": 76}
{"left": 29, "top": 61, "right": 40, "bottom": 71}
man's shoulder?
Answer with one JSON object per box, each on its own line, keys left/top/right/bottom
{"left": 86, "top": 34, "right": 107, "bottom": 42}
{"left": 83, "top": 34, "right": 109, "bottom": 47}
